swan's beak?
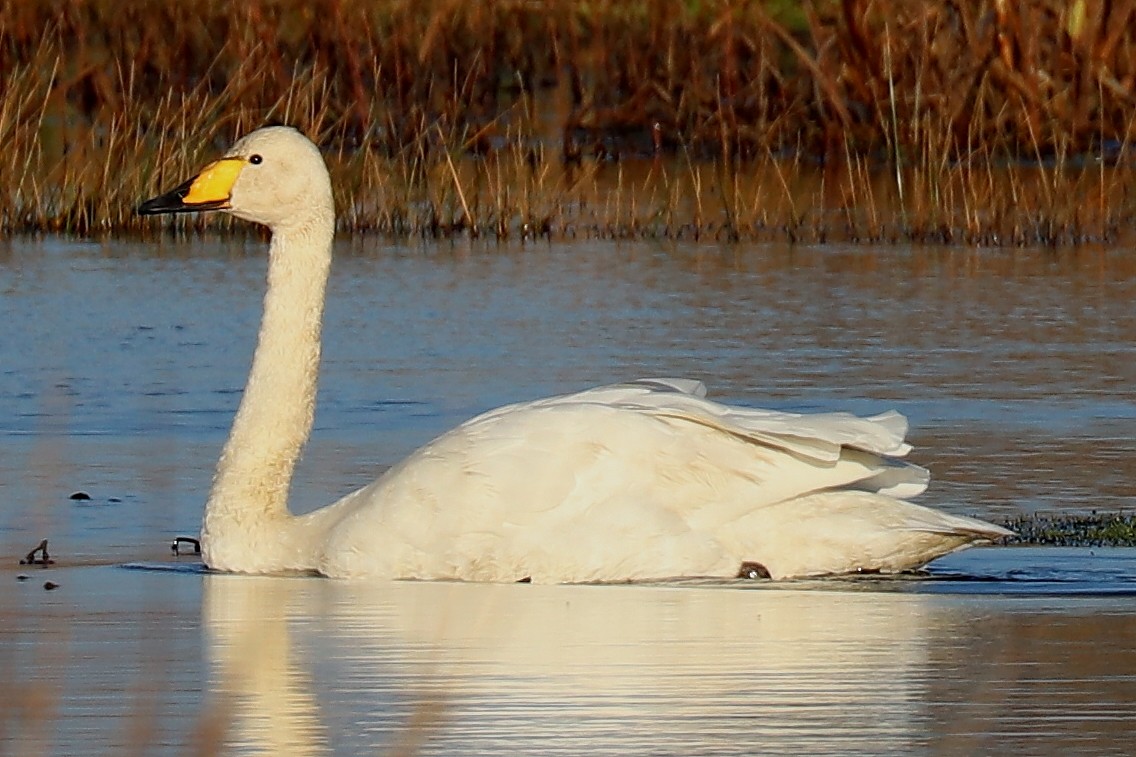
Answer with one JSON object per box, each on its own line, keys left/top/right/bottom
{"left": 137, "top": 158, "right": 245, "bottom": 215}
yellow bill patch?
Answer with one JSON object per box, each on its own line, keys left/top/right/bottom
{"left": 183, "top": 158, "right": 245, "bottom": 206}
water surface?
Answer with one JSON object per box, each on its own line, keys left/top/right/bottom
{"left": 1, "top": 236, "right": 1134, "bottom": 754}
{"left": 6, "top": 550, "right": 1136, "bottom": 755}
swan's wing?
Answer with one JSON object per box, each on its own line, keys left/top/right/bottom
{"left": 471, "top": 378, "right": 914, "bottom": 463}
{"left": 324, "top": 380, "right": 942, "bottom": 580}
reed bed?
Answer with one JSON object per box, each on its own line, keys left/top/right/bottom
{"left": 2, "top": 0, "right": 1136, "bottom": 243}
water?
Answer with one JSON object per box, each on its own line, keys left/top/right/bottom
{"left": 2, "top": 236, "right": 1135, "bottom": 754}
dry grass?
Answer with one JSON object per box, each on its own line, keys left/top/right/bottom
{"left": 1, "top": 0, "right": 1136, "bottom": 243}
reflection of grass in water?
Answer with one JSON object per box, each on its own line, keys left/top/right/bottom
{"left": 0, "top": 383, "right": 234, "bottom": 754}
{"left": 2, "top": 0, "right": 1135, "bottom": 242}
{"left": 1003, "top": 512, "right": 1136, "bottom": 547}
{"left": 0, "top": 572, "right": 234, "bottom": 754}
{"left": 1, "top": 564, "right": 447, "bottom": 754}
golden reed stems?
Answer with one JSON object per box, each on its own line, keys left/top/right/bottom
{"left": 1, "top": 0, "right": 1134, "bottom": 244}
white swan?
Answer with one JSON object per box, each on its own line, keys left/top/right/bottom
{"left": 139, "top": 126, "right": 1011, "bottom": 582}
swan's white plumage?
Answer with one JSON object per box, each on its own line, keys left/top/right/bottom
{"left": 140, "top": 126, "right": 1011, "bottom": 583}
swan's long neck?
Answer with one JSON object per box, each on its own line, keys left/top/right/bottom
{"left": 202, "top": 212, "right": 334, "bottom": 572}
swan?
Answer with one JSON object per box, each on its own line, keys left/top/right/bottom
{"left": 138, "top": 125, "right": 1011, "bottom": 582}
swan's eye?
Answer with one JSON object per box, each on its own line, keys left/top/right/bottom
{"left": 249, "top": 154, "right": 263, "bottom": 165}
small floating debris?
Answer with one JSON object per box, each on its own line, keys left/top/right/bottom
{"left": 171, "top": 536, "right": 201, "bottom": 556}
{"left": 69, "top": 492, "right": 124, "bottom": 505}
{"left": 43, "top": 581, "right": 59, "bottom": 591}
{"left": 20, "top": 539, "right": 54, "bottom": 566}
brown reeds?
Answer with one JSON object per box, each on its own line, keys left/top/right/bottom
{"left": 1, "top": 0, "right": 1135, "bottom": 244}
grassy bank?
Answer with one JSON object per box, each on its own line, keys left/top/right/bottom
{"left": 1, "top": 0, "right": 1135, "bottom": 242}
{"left": 1003, "top": 512, "right": 1136, "bottom": 548}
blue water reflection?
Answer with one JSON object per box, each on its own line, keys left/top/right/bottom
{"left": 3, "top": 236, "right": 1136, "bottom": 754}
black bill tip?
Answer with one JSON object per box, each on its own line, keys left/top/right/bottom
{"left": 137, "top": 178, "right": 228, "bottom": 216}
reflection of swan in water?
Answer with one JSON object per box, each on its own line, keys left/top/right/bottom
{"left": 202, "top": 575, "right": 326, "bottom": 756}
{"left": 203, "top": 574, "right": 942, "bottom": 754}
{"left": 141, "top": 126, "right": 1009, "bottom": 583}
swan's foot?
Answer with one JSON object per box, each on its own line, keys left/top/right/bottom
{"left": 171, "top": 536, "right": 202, "bottom": 556}
{"left": 20, "top": 539, "right": 54, "bottom": 566}
{"left": 736, "top": 561, "right": 771, "bottom": 579}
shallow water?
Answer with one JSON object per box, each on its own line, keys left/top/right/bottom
{"left": 2, "top": 236, "right": 1135, "bottom": 753}
{"left": 6, "top": 550, "right": 1136, "bottom": 755}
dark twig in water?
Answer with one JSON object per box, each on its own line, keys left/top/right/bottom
{"left": 20, "top": 539, "right": 53, "bottom": 566}
{"left": 171, "top": 536, "right": 202, "bottom": 556}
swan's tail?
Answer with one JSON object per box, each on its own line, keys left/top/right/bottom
{"left": 728, "top": 491, "right": 1013, "bottom": 579}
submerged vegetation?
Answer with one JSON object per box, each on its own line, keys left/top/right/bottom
{"left": 2, "top": 0, "right": 1136, "bottom": 242}
{"left": 1004, "top": 512, "right": 1136, "bottom": 548}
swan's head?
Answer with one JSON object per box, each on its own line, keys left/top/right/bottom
{"left": 138, "top": 126, "right": 333, "bottom": 231}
